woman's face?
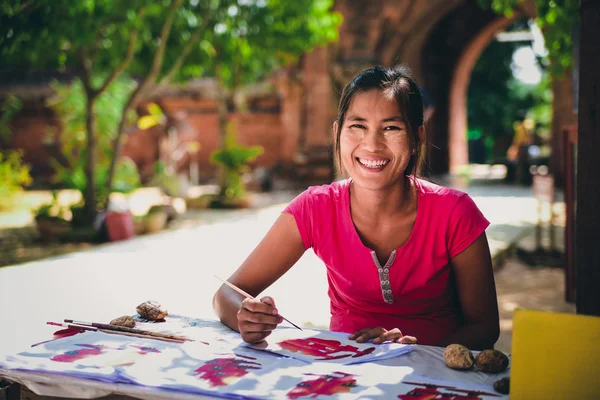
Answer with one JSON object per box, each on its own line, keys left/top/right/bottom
{"left": 338, "top": 89, "right": 413, "bottom": 191}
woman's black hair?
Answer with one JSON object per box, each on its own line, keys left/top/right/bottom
{"left": 334, "top": 65, "right": 427, "bottom": 177}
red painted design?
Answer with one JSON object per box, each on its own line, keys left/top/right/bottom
{"left": 53, "top": 328, "right": 85, "bottom": 339}
{"left": 130, "top": 345, "right": 161, "bottom": 355}
{"left": 398, "top": 382, "right": 500, "bottom": 399}
{"left": 277, "top": 338, "right": 376, "bottom": 361}
{"left": 193, "top": 354, "right": 261, "bottom": 387}
{"left": 287, "top": 372, "right": 357, "bottom": 399}
{"left": 32, "top": 328, "right": 85, "bottom": 347}
{"left": 51, "top": 344, "right": 106, "bottom": 363}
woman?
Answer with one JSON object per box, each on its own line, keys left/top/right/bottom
{"left": 213, "top": 66, "right": 500, "bottom": 350}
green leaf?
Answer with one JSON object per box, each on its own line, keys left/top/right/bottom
{"left": 479, "top": 0, "right": 580, "bottom": 76}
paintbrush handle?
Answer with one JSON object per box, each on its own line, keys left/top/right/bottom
{"left": 47, "top": 322, "right": 97, "bottom": 331}
{"left": 64, "top": 319, "right": 189, "bottom": 342}
{"left": 214, "top": 275, "right": 303, "bottom": 331}
{"left": 98, "top": 329, "right": 185, "bottom": 343}
{"left": 216, "top": 276, "right": 255, "bottom": 299}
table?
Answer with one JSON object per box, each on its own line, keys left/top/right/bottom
{"left": 0, "top": 316, "right": 509, "bottom": 399}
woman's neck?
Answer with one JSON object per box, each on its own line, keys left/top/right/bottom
{"left": 350, "top": 176, "right": 415, "bottom": 222}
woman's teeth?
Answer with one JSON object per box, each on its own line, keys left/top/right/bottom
{"left": 358, "top": 158, "right": 389, "bottom": 168}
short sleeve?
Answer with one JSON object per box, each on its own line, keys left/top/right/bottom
{"left": 282, "top": 190, "right": 314, "bottom": 250}
{"left": 446, "top": 194, "right": 490, "bottom": 259}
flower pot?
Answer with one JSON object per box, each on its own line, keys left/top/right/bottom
{"left": 185, "top": 194, "right": 214, "bottom": 210}
{"left": 35, "top": 218, "right": 71, "bottom": 241}
{"left": 210, "top": 196, "right": 253, "bottom": 209}
{"left": 105, "top": 211, "right": 135, "bottom": 242}
{"left": 145, "top": 211, "right": 168, "bottom": 233}
{"left": 134, "top": 218, "right": 146, "bottom": 235}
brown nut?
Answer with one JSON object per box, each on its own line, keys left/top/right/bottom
{"left": 136, "top": 300, "right": 168, "bottom": 321}
{"left": 110, "top": 315, "right": 136, "bottom": 328}
{"left": 493, "top": 377, "right": 510, "bottom": 395}
{"left": 443, "top": 344, "right": 474, "bottom": 370}
{"left": 475, "top": 349, "right": 509, "bottom": 373}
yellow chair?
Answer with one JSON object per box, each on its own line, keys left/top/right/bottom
{"left": 511, "top": 309, "right": 600, "bottom": 399}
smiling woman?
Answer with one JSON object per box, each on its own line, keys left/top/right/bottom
{"left": 333, "top": 66, "right": 425, "bottom": 183}
{"left": 336, "top": 90, "right": 418, "bottom": 193}
{"left": 213, "top": 66, "right": 500, "bottom": 351}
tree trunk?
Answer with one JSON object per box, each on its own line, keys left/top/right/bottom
{"left": 104, "top": 0, "right": 183, "bottom": 210}
{"left": 217, "top": 90, "right": 229, "bottom": 148}
{"left": 216, "top": 86, "right": 230, "bottom": 198}
{"left": 105, "top": 100, "right": 133, "bottom": 208}
{"left": 84, "top": 93, "right": 97, "bottom": 225}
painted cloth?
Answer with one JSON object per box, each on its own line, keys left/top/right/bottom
{"left": 283, "top": 178, "right": 490, "bottom": 345}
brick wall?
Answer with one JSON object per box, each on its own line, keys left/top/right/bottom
{"left": 3, "top": 102, "right": 58, "bottom": 184}
{"left": 3, "top": 95, "right": 290, "bottom": 185}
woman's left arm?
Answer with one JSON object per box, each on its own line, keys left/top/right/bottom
{"left": 437, "top": 232, "right": 500, "bottom": 350}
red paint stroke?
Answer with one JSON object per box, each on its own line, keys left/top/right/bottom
{"left": 53, "top": 327, "right": 85, "bottom": 339}
{"left": 130, "top": 345, "right": 161, "bottom": 355}
{"left": 31, "top": 328, "right": 85, "bottom": 347}
{"left": 398, "top": 382, "right": 500, "bottom": 399}
{"left": 277, "top": 338, "right": 375, "bottom": 361}
{"left": 51, "top": 344, "right": 107, "bottom": 363}
{"left": 193, "top": 355, "right": 261, "bottom": 387}
{"left": 287, "top": 372, "right": 357, "bottom": 399}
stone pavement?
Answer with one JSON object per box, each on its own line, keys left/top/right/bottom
{"left": 493, "top": 224, "right": 574, "bottom": 353}
{"left": 0, "top": 176, "right": 570, "bottom": 358}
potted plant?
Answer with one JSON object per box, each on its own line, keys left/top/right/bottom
{"left": 33, "top": 191, "right": 70, "bottom": 241}
{"left": 144, "top": 207, "right": 168, "bottom": 233}
{"left": 209, "top": 127, "right": 264, "bottom": 209}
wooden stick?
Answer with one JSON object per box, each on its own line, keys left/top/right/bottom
{"left": 47, "top": 321, "right": 97, "bottom": 332}
{"left": 63, "top": 319, "right": 189, "bottom": 342}
{"left": 214, "top": 274, "right": 303, "bottom": 331}
{"left": 98, "top": 329, "right": 187, "bottom": 343}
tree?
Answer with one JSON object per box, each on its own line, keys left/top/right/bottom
{"left": 2, "top": 0, "right": 163, "bottom": 223}
{"left": 467, "top": 25, "right": 552, "bottom": 162}
{"left": 1, "top": 0, "right": 341, "bottom": 225}
{"left": 478, "top": 0, "right": 580, "bottom": 75}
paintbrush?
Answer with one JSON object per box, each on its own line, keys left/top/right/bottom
{"left": 62, "top": 319, "right": 189, "bottom": 342}
{"left": 49, "top": 321, "right": 187, "bottom": 343}
{"left": 47, "top": 321, "right": 98, "bottom": 332}
{"left": 214, "top": 274, "right": 303, "bottom": 331}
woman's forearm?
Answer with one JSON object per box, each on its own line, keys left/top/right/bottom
{"left": 212, "top": 288, "right": 245, "bottom": 332}
{"left": 436, "top": 322, "right": 500, "bottom": 351}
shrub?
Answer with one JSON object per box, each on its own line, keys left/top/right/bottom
{"left": 46, "top": 78, "right": 141, "bottom": 210}
{"left": 32, "top": 191, "right": 66, "bottom": 222}
{"left": 210, "top": 126, "right": 263, "bottom": 202}
{"left": 0, "top": 150, "right": 32, "bottom": 211}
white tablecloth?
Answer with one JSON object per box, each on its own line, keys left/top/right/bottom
{"left": 0, "top": 316, "right": 509, "bottom": 399}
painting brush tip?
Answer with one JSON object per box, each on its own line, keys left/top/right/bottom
{"left": 213, "top": 275, "right": 303, "bottom": 331}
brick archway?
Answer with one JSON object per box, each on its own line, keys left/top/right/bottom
{"left": 447, "top": 15, "right": 521, "bottom": 172}
{"left": 447, "top": 2, "right": 539, "bottom": 172}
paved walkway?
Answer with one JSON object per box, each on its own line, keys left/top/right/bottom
{"left": 0, "top": 177, "right": 570, "bottom": 357}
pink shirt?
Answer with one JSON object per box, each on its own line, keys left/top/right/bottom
{"left": 283, "top": 178, "right": 489, "bottom": 345}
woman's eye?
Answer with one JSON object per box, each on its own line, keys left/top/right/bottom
{"left": 350, "top": 124, "right": 365, "bottom": 129}
{"left": 384, "top": 125, "right": 402, "bottom": 131}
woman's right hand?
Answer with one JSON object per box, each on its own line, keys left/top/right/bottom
{"left": 237, "top": 296, "right": 283, "bottom": 344}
